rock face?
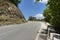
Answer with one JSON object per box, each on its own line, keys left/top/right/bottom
{"left": 0, "top": 0, "right": 26, "bottom": 25}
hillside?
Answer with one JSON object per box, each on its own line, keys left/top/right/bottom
{"left": 0, "top": 0, "right": 26, "bottom": 26}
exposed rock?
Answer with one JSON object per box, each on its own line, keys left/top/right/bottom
{"left": 0, "top": 0, "right": 26, "bottom": 26}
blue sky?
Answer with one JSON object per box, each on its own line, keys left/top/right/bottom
{"left": 18, "top": 0, "right": 48, "bottom": 19}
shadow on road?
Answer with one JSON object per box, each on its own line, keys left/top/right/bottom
{"left": 39, "top": 35, "right": 47, "bottom": 40}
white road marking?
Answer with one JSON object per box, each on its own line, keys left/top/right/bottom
{"left": 35, "top": 26, "right": 41, "bottom": 40}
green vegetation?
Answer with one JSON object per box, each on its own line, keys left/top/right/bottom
{"left": 43, "top": 8, "right": 51, "bottom": 23}
{"left": 28, "top": 16, "right": 41, "bottom": 21}
{"left": 10, "top": 0, "right": 21, "bottom": 6}
{"left": 43, "top": 0, "right": 60, "bottom": 27}
{"left": 36, "top": 0, "right": 42, "bottom": 2}
{"left": 9, "top": 0, "right": 41, "bottom": 6}
{"left": 28, "top": 16, "right": 37, "bottom": 21}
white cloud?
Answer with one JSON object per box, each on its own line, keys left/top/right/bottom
{"left": 34, "top": 13, "right": 45, "bottom": 19}
{"left": 34, "top": 0, "right": 36, "bottom": 2}
{"left": 39, "top": 0, "right": 48, "bottom": 3}
{"left": 34, "top": 0, "right": 48, "bottom": 4}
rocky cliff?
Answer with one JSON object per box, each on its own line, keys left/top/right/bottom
{"left": 0, "top": 0, "right": 26, "bottom": 26}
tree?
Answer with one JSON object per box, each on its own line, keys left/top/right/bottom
{"left": 10, "top": 0, "right": 21, "bottom": 6}
{"left": 36, "top": 0, "right": 42, "bottom": 2}
{"left": 43, "top": 8, "right": 51, "bottom": 22}
{"left": 47, "top": 0, "right": 60, "bottom": 27}
{"left": 9, "top": 0, "right": 41, "bottom": 6}
{"left": 28, "top": 16, "right": 37, "bottom": 21}
{"left": 43, "top": 0, "right": 60, "bottom": 27}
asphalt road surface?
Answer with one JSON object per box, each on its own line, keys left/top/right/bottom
{"left": 0, "top": 21, "right": 41, "bottom": 40}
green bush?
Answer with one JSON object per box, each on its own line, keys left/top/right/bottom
{"left": 43, "top": 0, "right": 60, "bottom": 27}
{"left": 10, "top": 0, "right": 21, "bottom": 6}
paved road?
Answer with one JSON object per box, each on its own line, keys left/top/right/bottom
{"left": 0, "top": 21, "right": 41, "bottom": 40}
